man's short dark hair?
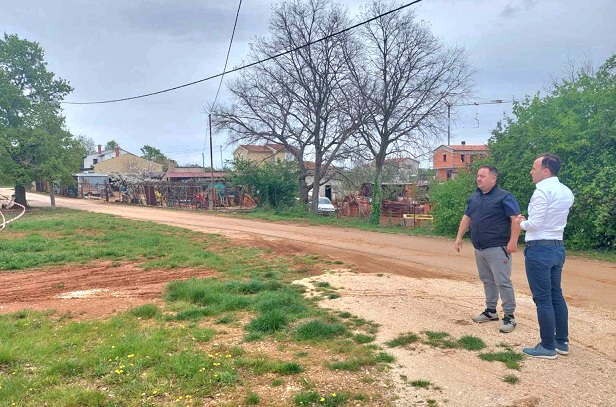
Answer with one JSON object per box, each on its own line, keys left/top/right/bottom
{"left": 479, "top": 165, "right": 499, "bottom": 178}
{"left": 539, "top": 153, "right": 561, "bottom": 176}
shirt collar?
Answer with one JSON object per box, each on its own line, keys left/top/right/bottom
{"left": 537, "top": 176, "right": 559, "bottom": 187}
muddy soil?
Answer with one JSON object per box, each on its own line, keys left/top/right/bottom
{"left": 2, "top": 190, "right": 615, "bottom": 406}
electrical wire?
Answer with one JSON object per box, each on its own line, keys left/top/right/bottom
{"left": 61, "top": 0, "right": 423, "bottom": 105}
{"left": 211, "top": 0, "right": 243, "bottom": 112}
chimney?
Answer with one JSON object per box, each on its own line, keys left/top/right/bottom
{"left": 98, "top": 144, "right": 102, "bottom": 153}
{"left": 115, "top": 147, "right": 120, "bottom": 157}
{"left": 461, "top": 141, "right": 466, "bottom": 145}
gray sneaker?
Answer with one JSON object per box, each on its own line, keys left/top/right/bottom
{"left": 555, "top": 341, "right": 570, "bottom": 355}
{"left": 472, "top": 309, "right": 499, "bottom": 323}
{"left": 499, "top": 315, "right": 516, "bottom": 333}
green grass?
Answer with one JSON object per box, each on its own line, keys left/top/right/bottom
{"left": 503, "top": 374, "right": 519, "bottom": 384}
{"left": 293, "top": 319, "right": 348, "bottom": 341}
{"left": 422, "top": 331, "right": 458, "bottom": 348}
{"left": 410, "top": 379, "right": 431, "bottom": 388}
{"left": 0, "top": 209, "right": 394, "bottom": 406}
{"left": 385, "top": 332, "right": 420, "bottom": 347}
{"left": 480, "top": 347, "right": 525, "bottom": 370}
{"left": 457, "top": 335, "right": 486, "bottom": 351}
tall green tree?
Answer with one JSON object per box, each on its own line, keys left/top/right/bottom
{"left": 488, "top": 55, "right": 616, "bottom": 250}
{"left": 0, "top": 33, "right": 79, "bottom": 207}
{"left": 140, "top": 144, "right": 172, "bottom": 171}
{"left": 229, "top": 157, "right": 299, "bottom": 209}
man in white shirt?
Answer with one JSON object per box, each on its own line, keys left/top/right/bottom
{"left": 517, "top": 153, "right": 575, "bottom": 359}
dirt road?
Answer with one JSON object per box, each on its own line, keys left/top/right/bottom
{"left": 3, "top": 191, "right": 616, "bottom": 406}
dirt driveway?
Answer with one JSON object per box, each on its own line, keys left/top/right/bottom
{"left": 3, "top": 191, "right": 616, "bottom": 406}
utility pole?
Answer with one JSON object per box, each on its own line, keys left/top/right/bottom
{"left": 209, "top": 113, "right": 215, "bottom": 210}
{"left": 446, "top": 100, "right": 451, "bottom": 146}
{"left": 219, "top": 145, "right": 223, "bottom": 170}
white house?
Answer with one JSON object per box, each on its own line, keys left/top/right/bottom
{"left": 83, "top": 145, "right": 130, "bottom": 170}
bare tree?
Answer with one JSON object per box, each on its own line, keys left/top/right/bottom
{"left": 214, "top": 0, "right": 359, "bottom": 209}
{"left": 349, "top": 0, "right": 475, "bottom": 222}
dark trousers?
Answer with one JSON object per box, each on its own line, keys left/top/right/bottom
{"left": 524, "top": 244, "right": 568, "bottom": 350}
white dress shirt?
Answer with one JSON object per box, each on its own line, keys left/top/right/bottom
{"left": 520, "top": 177, "right": 574, "bottom": 241}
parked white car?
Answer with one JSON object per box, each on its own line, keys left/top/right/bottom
{"left": 316, "top": 197, "right": 336, "bottom": 215}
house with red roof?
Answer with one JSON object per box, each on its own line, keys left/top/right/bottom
{"left": 232, "top": 143, "right": 296, "bottom": 165}
{"left": 433, "top": 142, "right": 489, "bottom": 182}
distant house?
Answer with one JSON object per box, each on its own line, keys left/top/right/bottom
{"left": 83, "top": 145, "right": 130, "bottom": 170}
{"left": 433, "top": 142, "right": 489, "bottom": 182}
{"left": 93, "top": 153, "right": 163, "bottom": 176}
{"left": 304, "top": 161, "right": 343, "bottom": 202}
{"left": 379, "top": 157, "right": 420, "bottom": 182}
{"left": 232, "top": 143, "right": 296, "bottom": 165}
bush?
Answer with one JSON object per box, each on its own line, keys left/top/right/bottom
{"left": 430, "top": 172, "right": 476, "bottom": 236}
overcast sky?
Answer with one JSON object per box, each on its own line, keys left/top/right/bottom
{"left": 1, "top": 0, "right": 614, "bottom": 168}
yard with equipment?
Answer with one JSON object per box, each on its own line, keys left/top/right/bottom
{"left": 1, "top": 190, "right": 615, "bottom": 406}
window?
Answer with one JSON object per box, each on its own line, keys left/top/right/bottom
{"left": 443, "top": 154, "right": 447, "bottom": 162}
{"left": 93, "top": 159, "right": 98, "bottom": 164}
{"left": 461, "top": 154, "right": 465, "bottom": 163}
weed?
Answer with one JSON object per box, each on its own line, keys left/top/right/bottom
{"left": 480, "top": 349, "right": 524, "bottom": 370}
{"left": 294, "top": 319, "right": 347, "bottom": 341}
{"left": 129, "top": 303, "right": 160, "bottom": 319}
{"left": 246, "top": 392, "right": 260, "bottom": 405}
{"left": 386, "top": 332, "right": 419, "bottom": 347}
{"left": 271, "top": 378, "right": 284, "bottom": 386}
{"left": 276, "top": 362, "right": 303, "bottom": 375}
{"left": 410, "top": 379, "right": 431, "bottom": 388}
{"left": 353, "top": 333, "right": 375, "bottom": 344}
{"left": 246, "top": 310, "right": 289, "bottom": 334}
{"left": 423, "top": 331, "right": 457, "bottom": 348}
{"left": 427, "top": 399, "right": 439, "bottom": 406}
{"left": 457, "top": 335, "right": 486, "bottom": 351}
{"left": 503, "top": 374, "right": 519, "bottom": 384}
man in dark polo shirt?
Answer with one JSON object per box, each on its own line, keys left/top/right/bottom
{"left": 455, "top": 165, "right": 522, "bottom": 333}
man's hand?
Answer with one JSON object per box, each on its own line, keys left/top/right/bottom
{"left": 454, "top": 238, "right": 463, "bottom": 252}
{"left": 516, "top": 214, "right": 526, "bottom": 224}
{"left": 506, "top": 240, "right": 518, "bottom": 254}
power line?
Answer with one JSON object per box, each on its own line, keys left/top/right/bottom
{"left": 61, "top": 0, "right": 423, "bottom": 106}
{"left": 211, "top": 0, "right": 243, "bottom": 112}
{"left": 204, "top": 0, "right": 243, "bottom": 154}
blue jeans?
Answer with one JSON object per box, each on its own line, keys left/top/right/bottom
{"left": 524, "top": 245, "right": 568, "bottom": 350}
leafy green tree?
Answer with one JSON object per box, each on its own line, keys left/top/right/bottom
{"left": 104, "top": 140, "right": 119, "bottom": 150}
{"left": 0, "top": 33, "right": 78, "bottom": 207}
{"left": 229, "top": 157, "right": 299, "bottom": 209}
{"left": 140, "top": 144, "right": 172, "bottom": 171}
{"left": 488, "top": 55, "right": 616, "bottom": 250}
{"left": 76, "top": 135, "right": 96, "bottom": 154}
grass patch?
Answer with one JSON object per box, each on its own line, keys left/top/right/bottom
{"left": 457, "top": 335, "right": 486, "bottom": 351}
{"left": 410, "top": 379, "right": 431, "bottom": 388}
{"left": 128, "top": 303, "right": 161, "bottom": 319}
{"left": 246, "top": 392, "right": 260, "bottom": 405}
{"left": 422, "top": 331, "right": 457, "bottom": 348}
{"left": 385, "top": 332, "right": 420, "bottom": 347}
{"left": 294, "top": 319, "right": 348, "bottom": 341}
{"left": 503, "top": 374, "right": 519, "bottom": 384}
{"left": 480, "top": 348, "right": 524, "bottom": 370}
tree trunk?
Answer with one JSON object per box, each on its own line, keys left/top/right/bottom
{"left": 14, "top": 185, "right": 28, "bottom": 208}
{"left": 49, "top": 182, "right": 56, "bottom": 209}
{"left": 370, "top": 164, "right": 384, "bottom": 225}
